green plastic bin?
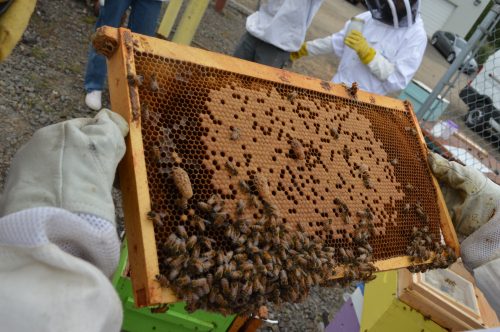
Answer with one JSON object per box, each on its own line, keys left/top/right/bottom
{"left": 112, "top": 242, "right": 237, "bottom": 332}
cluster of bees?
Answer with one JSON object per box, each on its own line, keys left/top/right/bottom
{"left": 153, "top": 172, "right": 341, "bottom": 315}
{"left": 406, "top": 226, "right": 457, "bottom": 273}
{"left": 333, "top": 208, "right": 377, "bottom": 285}
{"left": 148, "top": 149, "right": 456, "bottom": 315}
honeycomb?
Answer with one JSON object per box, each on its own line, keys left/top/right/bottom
{"left": 134, "top": 54, "right": 441, "bottom": 262}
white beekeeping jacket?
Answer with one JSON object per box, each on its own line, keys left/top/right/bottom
{"left": 0, "top": 207, "right": 123, "bottom": 332}
{"left": 307, "top": 11, "right": 427, "bottom": 95}
{"left": 245, "top": 0, "right": 324, "bottom": 52}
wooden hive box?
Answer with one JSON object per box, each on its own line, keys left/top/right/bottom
{"left": 94, "top": 27, "right": 459, "bottom": 313}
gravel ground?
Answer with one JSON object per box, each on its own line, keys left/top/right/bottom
{"left": 0, "top": 1, "right": 347, "bottom": 330}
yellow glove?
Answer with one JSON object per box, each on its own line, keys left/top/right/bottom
{"left": 344, "top": 30, "right": 376, "bottom": 65}
{"left": 290, "top": 43, "right": 308, "bottom": 62}
{"left": 0, "top": 0, "right": 37, "bottom": 61}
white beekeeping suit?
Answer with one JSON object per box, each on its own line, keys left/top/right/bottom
{"left": 0, "top": 109, "right": 128, "bottom": 332}
{"left": 293, "top": 0, "right": 427, "bottom": 95}
{"left": 245, "top": 0, "right": 324, "bottom": 52}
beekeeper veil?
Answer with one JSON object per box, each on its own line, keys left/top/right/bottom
{"left": 365, "top": 0, "right": 420, "bottom": 28}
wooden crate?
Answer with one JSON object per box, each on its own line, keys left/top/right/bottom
{"left": 94, "top": 27, "right": 459, "bottom": 309}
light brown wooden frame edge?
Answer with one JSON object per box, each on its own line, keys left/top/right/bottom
{"left": 407, "top": 103, "right": 460, "bottom": 256}
{"left": 98, "top": 27, "right": 177, "bottom": 306}
{"left": 97, "top": 26, "right": 460, "bottom": 306}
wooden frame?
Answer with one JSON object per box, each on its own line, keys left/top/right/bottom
{"left": 398, "top": 268, "right": 497, "bottom": 331}
{"left": 95, "top": 26, "right": 460, "bottom": 307}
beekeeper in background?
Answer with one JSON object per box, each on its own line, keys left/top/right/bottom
{"left": 233, "top": 0, "right": 324, "bottom": 68}
{"left": 84, "top": 0, "right": 165, "bottom": 111}
{"left": 291, "top": 0, "right": 427, "bottom": 96}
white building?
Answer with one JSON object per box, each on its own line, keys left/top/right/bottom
{"left": 420, "top": 0, "right": 489, "bottom": 38}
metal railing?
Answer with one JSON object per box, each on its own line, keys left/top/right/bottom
{"left": 418, "top": 0, "right": 500, "bottom": 183}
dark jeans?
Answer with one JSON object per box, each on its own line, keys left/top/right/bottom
{"left": 233, "top": 32, "right": 291, "bottom": 69}
{"left": 84, "top": 0, "right": 162, "bottom": 92}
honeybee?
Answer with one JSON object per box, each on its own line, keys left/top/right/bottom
{"left": 363, "top": 176, "right": 373, "bottom": 189}
{"left": 127, "top": 73, "right": 143, "bottom": 86}
{"left": 249, "top": 195, "right": 262, "bottom": 209}
{"left": 151, "top": 304, "right": 169, "bottom": 314}
{"left": 241, "top": 281, "right": 253, "bottom": 297}
{"left": 177, "top": 275, "right": 191, "bottom": 287}
{"left": 287, "top": 90, "right": 298, "bottom": 102}
{"left": 197, "top": 201, "right": 211, "bottom": 213}
{"left": 213, "top": 212, "right": 228, "bottom": 226}
{"left": 168, "top": 268, "right": 180, "bottom": 281}
{"left": 236, "top": 200, "right": 246, "bottom": 215}
{"left": 150, "top": 73, "right": 159, "bottom": 91}
{"left": 253, "top": 277, "right": 265, "bottom": 294}
{"left": 200, "top": 236, "right": 215, "bottom": 250}
{"left": 230, "top": 127, "right": 241, "bottom": 141}
{"left": 141, "top": 103, "right": 149, "bottom": 122}
{"left": 156, "top": 274, "right": 169, "bottom": 287}
{"left": 191, "top": 277, "right": 208, "bottom": 288}
{"left": 214, "top": 265, "right": 225, "bottom": 280}
{"left": 405, "top": 127, "right": 417, "bottom": 135}
{"left": 225, "top": 225, "right": 239, "bottom": 240}
{"left": 414, "top": 202, "right": 428, "bottom": 222}
{"left": 186, "top": 235, "right": 197, "bottom": 249}
{"left": 342, "top": 146, "right": 352, "bottom": 161}
{"left": 403, "top": 203, "right": 411, "bottom": 213}
{"left": 224, "top": 161, "right": 238, "bottom": 176}
{"left": 191, "top": 215, "right": 209, "bottom": 232}
{"left": 334, "top": 198, "right": 350, "bottom": 224}
{"left": 290, "top": 139, "right": 305, "bottom": 160}
{"left": 279, "top": 270, "right": 288, "bottom": 285}
{"left": 147, "top": 211, "right": 164, "bottom": 226}
{"left": 220, "top": 278, "right": 230, "bottom": 295}
{"left": 238, "top": 180, "right": 251, "bottom": 194}
{"left": 323, "top": 219, "right": 333, "bottom": 232}
{"left": 330, "top": 127, "right": 339, "bottom": 139}
{"left": 171, "top": 151, "right": 182, "bottom": 164}
{"left": 151, "top": 145, "right": 161, "bottom": 163}
{"left": 177, "top": 225, "right": 189, "bottom": 239}
{"left": 348, "top": 82, "right": 358, "bottom": 97}
{"left": 230, "top": 282, "right": 239, "bottom": 301}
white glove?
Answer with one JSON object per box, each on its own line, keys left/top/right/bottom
{"left": 305, "top": 36, "right": 334, "bottom": 56}
{"left": 366, "top": 53, "right": 395, "bottom": 81}
{"left": 428, "top": 152, "right": 500, "bottom": 237}
{"left": 0, "top": 109, "right": 128, "bottom": 224}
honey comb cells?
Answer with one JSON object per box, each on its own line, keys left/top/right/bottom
{"left": 134, "top": 53, "right": 441, "bottom": 261}
{"left": 94, "top": 27, "right": 458, "bottom": 315}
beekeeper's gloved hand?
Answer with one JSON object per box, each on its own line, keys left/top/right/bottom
{"left": 0, "top": 109, "right": 128, "bottom": 224}
{"left": 290, "top": 43, "right": 309, "bottom": 62}
{"left": 344, "top": 30, "right": 376, "bottom": 65}
{"left": 428, "top": 152, "right": 500, "bottom": 237}
{"left": 428, "top": 152, "right": 500, "bottom": 315}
